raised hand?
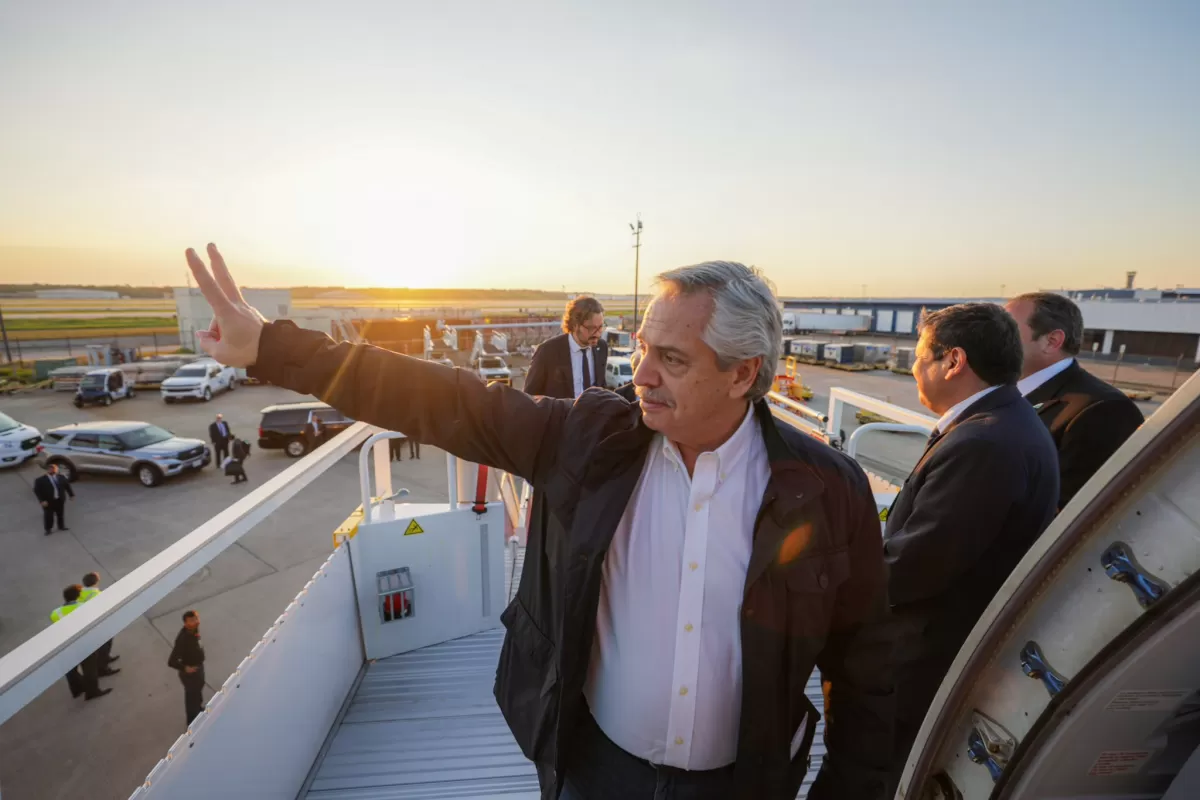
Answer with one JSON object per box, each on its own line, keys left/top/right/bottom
{"left": 184, "top": 244, "right": 268, "bottom": 368}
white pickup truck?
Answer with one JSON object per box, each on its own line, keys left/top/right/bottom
{"left": 160, "top": 359, "right": 238, "bottom": 403}
{"left": 476, "top": 355, "right": 512, "bottom": 386}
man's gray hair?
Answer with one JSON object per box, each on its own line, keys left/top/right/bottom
{"left": 655, "top": 261, "right": 782, "bottom": 400}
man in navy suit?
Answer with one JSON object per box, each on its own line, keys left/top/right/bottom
{"left": 1006, "top": 292, "right": 1144, "bottom": 509}
{"left": 884, "top": 303, "right": 1059, "bottom": 787}
{"left": 524, "top": 295, "right": 609, "bottom": 399}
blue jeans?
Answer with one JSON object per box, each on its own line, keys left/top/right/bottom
{"left": 560, "top": 710, "right": 736, "bottom": 800}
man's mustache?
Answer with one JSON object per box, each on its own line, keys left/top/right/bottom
{"left": 636, "top": 390, "right": 674, "bottom": 407}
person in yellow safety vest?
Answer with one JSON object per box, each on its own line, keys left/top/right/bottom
{"left": 79, "top": 572, "right": 120, "bottom": 670}
{"left": 50, "top": 585, "right": 111, "bottom": 701}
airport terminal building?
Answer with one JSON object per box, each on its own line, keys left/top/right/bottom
{"left": 782, "top": 287, "right": 1200, "bottom": 365}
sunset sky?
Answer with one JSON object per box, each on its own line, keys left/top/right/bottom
{"left": 1, "top": 1, "right": 1197, "bottom": 297}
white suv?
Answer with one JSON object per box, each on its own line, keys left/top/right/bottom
{"left": 161, "top": 360, "right": 238, "bottom": 403}
{"left": 0, "top": 411, "right": 41, "bottom": 468}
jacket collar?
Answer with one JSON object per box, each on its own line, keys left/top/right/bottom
{"left": 1025, "top": 360, "right": 1080, "bottom": 410}
{"left": 935, "top": 383, "right": 1022, "bottom": 439}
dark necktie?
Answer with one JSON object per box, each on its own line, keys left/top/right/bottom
{"left": 580, "top": 348, "right": 591, "bottom": 393}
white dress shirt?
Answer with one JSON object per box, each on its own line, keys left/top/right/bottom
{"left": 50, "top": 474, "right": 60, "bottom": 500}
{"left": 1017, "top": 357, "right": 1074, "bottom": 397}
{"left": 936, "top": 385, "right": 1001, "bottom": 433}
{"left": 217, "top": 421, "right": 228, "bottom": 438}
{"left": 567, "top": 335, "right": 596, "bottom": 398}
{"left": 584, "top": 404, "right": 770, "bottom": 770}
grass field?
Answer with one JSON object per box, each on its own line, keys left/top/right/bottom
{"left": 8, "top": 326, "right": 179, "bottom": 341}
{"left": 5, "top": 316, "right": 174, "bottom": 331}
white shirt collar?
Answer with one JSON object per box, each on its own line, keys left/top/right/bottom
{"left": 568, "top": 335, "right": 587, "bottom": 354}
{"left": 1017, "top": 357, "right": 1074, "bottom": 397}
{"left": 660, "top": 403, "right": 757, "bottom": 478}
{"left": 936, "top": 385, "right": 1001, "bottom": 433}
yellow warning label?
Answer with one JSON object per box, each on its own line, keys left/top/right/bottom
{"left": 404, "top": 519, "right": 425, "bottom": 536}
{"left": 878, "top": 507, "right": 889, "bottom": 522}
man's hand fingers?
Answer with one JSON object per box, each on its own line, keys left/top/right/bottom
{"left": 185, "top": 248, "right": 234, "bottom": 312}
{"left": 207, "top": 243, "right": 246, "bottom": 305}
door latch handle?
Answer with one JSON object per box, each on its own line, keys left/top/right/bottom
{"left": 966, "top": 711, "right": 1015, "bottom": 783}
{"left": 1101, "top": 542, "right": 1169, "bottom": 609}
{"left": 1020, "top": 641, "right": 1067, "bottom": 697}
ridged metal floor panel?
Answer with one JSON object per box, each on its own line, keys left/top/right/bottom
{"left": 305, "top": 545, "right": 826, "bottom": 799}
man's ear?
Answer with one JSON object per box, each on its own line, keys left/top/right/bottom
{"left": 1045, "top": 329, "right": 1067, "bottom": 353}
{"left": 945, "top": 347, "right": 969, "bottom": 380}
{"left": 730, "top": 356, "right": 762, "bottom": 398}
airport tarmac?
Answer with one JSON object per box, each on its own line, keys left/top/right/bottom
{"left": 0, "top": 361, "right": 1161, "bottom": 799}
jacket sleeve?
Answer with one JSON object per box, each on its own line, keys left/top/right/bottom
{"left": 883, "top": 436, "right": 1023, "bottom": 605}
{"left": 248, "top": 321, "right": 567, "bottom": 484}
{"left": 167, "top": 634, "right": 183, "bottom": 671}
{"left": 1057, "top": 398, "right": 1143, "bottom": 508}
{"left": 523, "top": 341, "right": 549, "bottom": 396}
{"left": 809, "top": 466, "right": 895, "bottom": 800}
{"left": 64, "top": 480, "right": 75, "bottom": 498}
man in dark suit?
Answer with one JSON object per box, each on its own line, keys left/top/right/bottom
{"left": 524, "top": 295, "right": 609, "bottom": 399}
{"left": 208, "top": 413, "right": 233, "bottom": 469}
{"left": 33, "top": 462, "right": 74, "bottom": 535}
{"left": 1006, "top": 292, "right": 1145, "bottom": 509}
{"left": 884, "top": 303, "right": 1059, "bottom": 788}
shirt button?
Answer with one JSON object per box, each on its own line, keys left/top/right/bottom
{"left": 675, "top": 736, "right": 685, "bottom": 746}
{"left": 689, "top": 561, "right": 698, "bottom": 571}
{"left": 684, "top": 623, "right": 693, "bottom": 632}
{"left": 693, "top": 502, "right": 703, "bottom": 511}
{"left": 679, "top": 686, "right": 689, "bottom": 696}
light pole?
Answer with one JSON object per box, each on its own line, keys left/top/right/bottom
{"left": 0, "top": 305, "right": 11, "bottom": 363}
{"left": 630, "top": 215, "right": 643, "bottom": 331}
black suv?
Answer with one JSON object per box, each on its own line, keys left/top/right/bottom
{"left": 257, "top": 401, "right": 355, "bottom": 457}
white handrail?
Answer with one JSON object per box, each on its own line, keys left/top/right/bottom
{"left": 0, "top": 421, "right": 377, "bottom": 728}
{"left": 356, "top": 431, "right": 413, "bottom": 521}
{"left": 846, "top": 422, "right": 932, "bottom": 459}
{"left": 767, "top": 404, "right": 829, "bottom": 443}
{"left": 825, "top": 387, "right": 937, "bottom": 438}
{"left": 765, "top": 390, "right": 828, "bottom": 423}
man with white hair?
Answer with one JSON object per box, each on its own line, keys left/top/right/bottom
{"left": 185, "top": 244, "right": 893, "bottom": 800}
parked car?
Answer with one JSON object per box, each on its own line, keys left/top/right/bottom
{"left": 161, "top": 359, "right": 238, "bottom": 403}
{"left": 476, "top": 356, "right": 512, "bottom": 386}
{"left": 0, "top": 411, "right": 41, "bottom": 468}
{"left": 74, "top": 367, "right": 136, "bottom": 408}
{"left": 36, "top": 421, "right": 210, "bottom": 487}
{"left": 257, "top": 401, "right": 355, "bottom": 458}
{"left": 605, "top": 356, "right": 634, "bottom": 389}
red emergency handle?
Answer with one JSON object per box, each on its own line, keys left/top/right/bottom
{"left": 472, "top": 464, "right": 489, "bottom": 514}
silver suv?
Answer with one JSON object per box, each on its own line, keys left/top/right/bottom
{"left": 36, "top": 421, "right": 210, "bottom": 487}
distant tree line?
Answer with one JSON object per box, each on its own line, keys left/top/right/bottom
{"left": 0, "top": 284, "right": 172, "bottom": 299}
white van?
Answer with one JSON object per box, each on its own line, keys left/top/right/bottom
{"left": 161, "top": 359, "right": 238, "bottom": 403}
{"left": 605, "top": 357, "right": 634, "bottom": 389}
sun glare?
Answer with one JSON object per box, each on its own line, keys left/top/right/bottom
{"left": 257, "top": 146, "right": 475, "bottom": 288}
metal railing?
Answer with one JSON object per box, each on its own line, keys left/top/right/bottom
{"left": 0, "top": 421, "right": 377, "bottom": 727}
{"left": 846, "top": 422, "right": 932, "bottom": 459}
{"left": 825, "top": 386, "right": 936, "bottom": 439}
